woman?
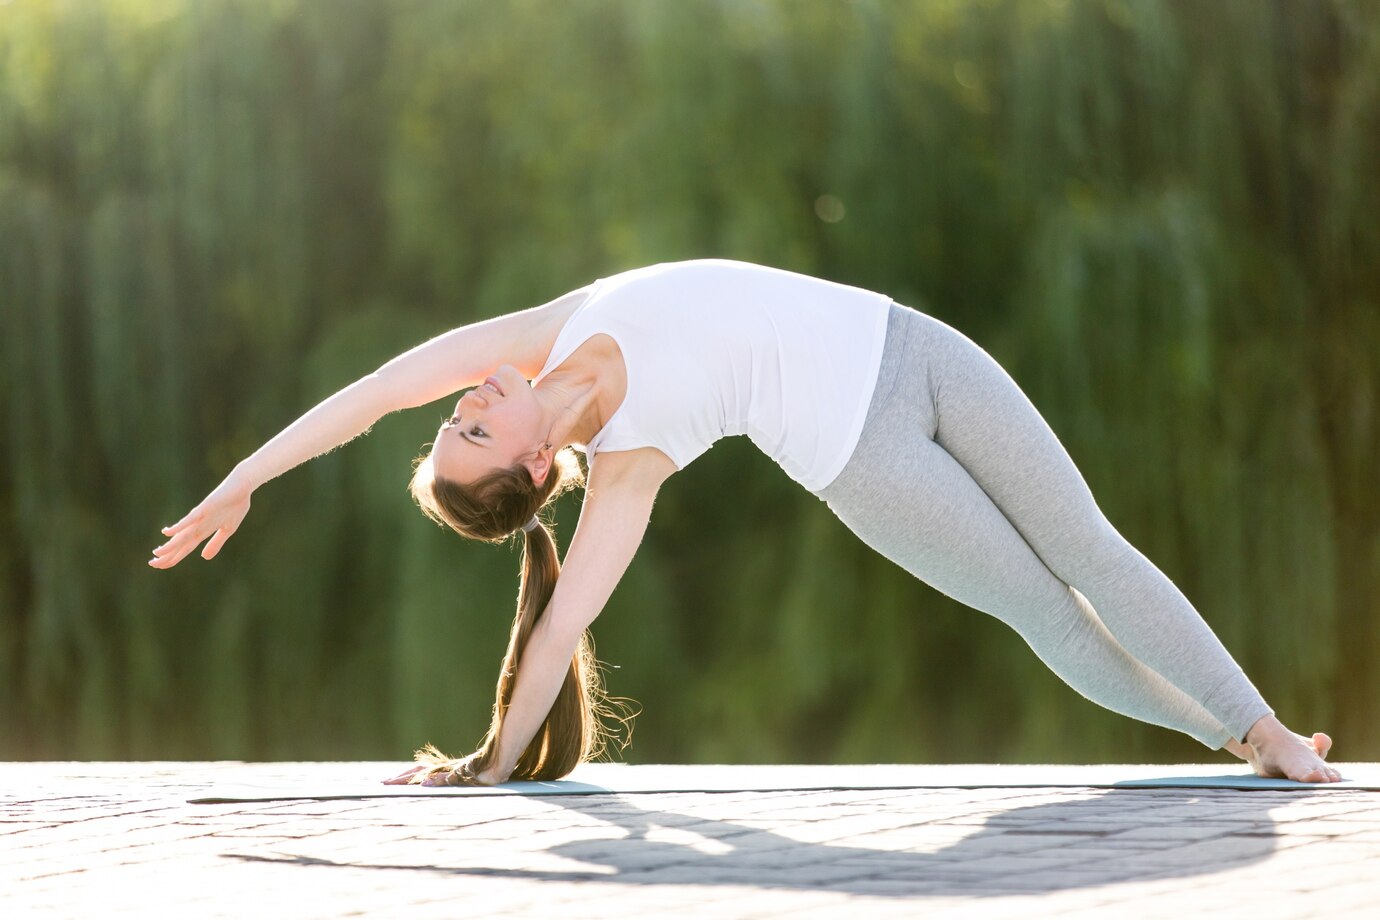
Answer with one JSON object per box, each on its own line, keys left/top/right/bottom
{"left": 150, "top": 258, "right": 1342, "bottom": 786}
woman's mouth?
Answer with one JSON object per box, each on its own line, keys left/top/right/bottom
{"left": 483, "top": 376, "right": 504, "bottom": 397}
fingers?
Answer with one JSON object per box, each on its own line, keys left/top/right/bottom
{"left": 149, "top": 526, "right": 216, "bottom": 568}
{"left": 151, "top": 513, "right": 240, "bottom": 568}
{"left": 148, "top": 542, "right": 200, "bottom": 569}
{"left": 379, "top": 762, "right": 485, "bottom": 787}
{"left": 420, "top": 769, "right": 457, "bottom": 787}
{"left": 154, "top": 512, "right": 202, "bottom": 564}
{"left": 162, "top": 508, "right": 202, "bottom": 536}
{"left": 381, "top": 764, "right": 429, "bottom": 785}
{"left": 150, "top": 528, "right": 206, "bottom": 566}
{"left": 201, "top": 528, "right": 233, "bottom": 560}
{"left": 151, "top": 530, "right": 195, "bottom": 557}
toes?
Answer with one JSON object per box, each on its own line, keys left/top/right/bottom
{"left": 1312, "top": 732, "right": 1333, "bottom": 759}
{"left": 1297, "top": 764, "right": 1342, "bottom": 784}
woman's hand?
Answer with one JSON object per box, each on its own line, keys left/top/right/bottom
{"left": 381, "top": 764, "right": 431, "bottom": 785}
{"left": 149, "top": 471, "right": 253, "bottom": 569}
{"left": 380, "top": 753, "right": 506, "bottom": 787}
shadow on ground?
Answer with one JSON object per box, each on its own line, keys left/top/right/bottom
{"left": 226, "top": 788, "right": 1318, "bottom": 896}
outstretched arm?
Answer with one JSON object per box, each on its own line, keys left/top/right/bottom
{"left": 478, "top": 449, "right": 674, "bottom": 784}
{"left": 149, "top": 284, "right": 593, "bottom": 569}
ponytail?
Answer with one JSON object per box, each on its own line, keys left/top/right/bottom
{"left": 406, "top": 448, "right": 636, "bottom": 783}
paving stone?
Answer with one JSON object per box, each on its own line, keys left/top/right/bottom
{"left": 5, "top": 762, "right": 1380, "bottom": 918}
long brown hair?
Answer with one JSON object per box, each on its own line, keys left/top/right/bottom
{"left": 404, "top": 446, "right": 636, "bottom": 782}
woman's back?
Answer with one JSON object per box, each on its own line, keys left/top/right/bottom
{"left": 535, "top": 258, "right": 893, "bottom": 492}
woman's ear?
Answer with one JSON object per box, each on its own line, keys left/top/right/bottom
{"left": 524, "top": 442, "right": 553, "bottom": 487}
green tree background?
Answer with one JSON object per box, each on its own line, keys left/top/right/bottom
{"left": 1, "top": 0, "right": 1376, "bottom": 764}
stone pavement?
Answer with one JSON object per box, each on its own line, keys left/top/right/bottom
{"left": 3, "top": 762, "right": 1378, "bottom": 918}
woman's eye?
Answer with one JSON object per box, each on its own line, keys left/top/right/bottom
{"left": 470, "top": 427, "right": 485, "bottom": 438}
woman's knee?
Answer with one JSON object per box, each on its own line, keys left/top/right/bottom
{"left": 1033, "top": 516, "right": 1141, "bottom": 591}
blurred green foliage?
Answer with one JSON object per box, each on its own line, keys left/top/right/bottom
{"left": 1, "top": 0, "right": 1376, "bottom": 763}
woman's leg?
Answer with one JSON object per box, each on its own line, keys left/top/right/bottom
{"left": 908, "top": 307, "right": 1276, "bottom": 745}
{"left": 818, "top": 303, "right": 1260, "bottom": 749}
{"left": 822, "top": 419, "right": 1238, "bottom": 749}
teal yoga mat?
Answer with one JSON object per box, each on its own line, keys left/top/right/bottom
{"left": 187, "top": 761, "right": 1380, "bottom": 803}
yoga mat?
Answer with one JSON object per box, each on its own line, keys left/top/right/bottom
{"left": 188, "top": 762, "right": 1380, "bottom": 803}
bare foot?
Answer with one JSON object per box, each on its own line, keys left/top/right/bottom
{"left": 1224, "top": 732, "right": 1331, "bottom": 763}
{"left": 1228, "top": 716, "right": 1342, "bottom": 783}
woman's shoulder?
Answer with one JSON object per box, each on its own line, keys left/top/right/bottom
{"left": 586, "top": 445, "right": 679, "bottom": 490}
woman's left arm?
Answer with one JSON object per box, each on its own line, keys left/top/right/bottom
{"left": 479, "top": 449, "right": 674, "bottom": 784}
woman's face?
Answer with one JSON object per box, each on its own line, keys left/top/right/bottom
{"left": 431, "top": 364, "right": 548, "bottom": 486}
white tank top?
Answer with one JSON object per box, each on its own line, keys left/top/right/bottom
{"left": 533, "top": 259, "right": 893, "bottom": 493}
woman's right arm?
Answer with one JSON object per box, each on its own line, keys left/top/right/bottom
{"left": 149, "top": 284, "right": 593, "bottom": 569}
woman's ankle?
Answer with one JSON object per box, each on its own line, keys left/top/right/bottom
{"left": 1243, "top": 713, "right": 1285, "bottom": 746}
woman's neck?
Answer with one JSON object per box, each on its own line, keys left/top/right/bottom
{"left": 533, "top": 372, "right": 606, "bottom": 449}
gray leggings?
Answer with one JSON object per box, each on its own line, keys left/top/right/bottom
{"left": 817, "top": 301, "right": 1273, "bottom": 749}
